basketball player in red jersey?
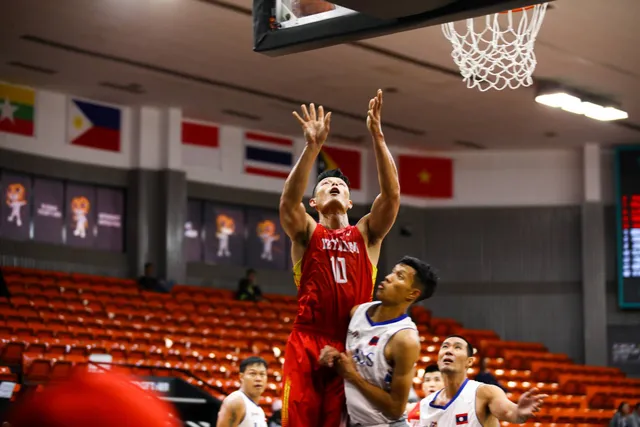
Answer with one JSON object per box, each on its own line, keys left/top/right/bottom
{"left": 279, "top": 89, "right": 400, "bottom": 427}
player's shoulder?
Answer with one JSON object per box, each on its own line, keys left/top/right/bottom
{"left": 223, "top": 390, "right": 246, "bottom": 407}
{"left": 475, "top": 382, "right": 504, "bottom": 401}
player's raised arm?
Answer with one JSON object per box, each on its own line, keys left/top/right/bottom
{"left": 216, "top": 394, "right": 245, "bottom": 427}
{"left": 338, "top": 329, "right": 420, "bottom": 420}
{"left": 358, "top": 90, "right": 400, "bottom": 246}
{"left": 480, "top": 385, "right": 547, "bottom": 424}
{"left": 279, "top": 103, "right": 331, "bottom": 243}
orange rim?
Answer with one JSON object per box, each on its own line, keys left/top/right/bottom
{"left": 499, "top": 5, "right": 536, "bottom": 14}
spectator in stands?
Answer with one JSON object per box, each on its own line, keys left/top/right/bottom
{"left": 610, "top": 401, "right": 633, "bottom": 427}
{"left": 236, "top": 269, "right": 263, "bottom": 302}
{"left": 268, "top": 399, "right": 282, "bottom": 427}
{"left": 137, "top": 262, "right": 168, "bottom": 293}
{"left": 631, "top": 403, "right": 640, "bottom": 427}
{"left": 0, "top": 268, "right": 10, "bottom": 299}
{"left": 406, "top": 364, "right": 444, "bottom": 424}
{"left": 474, "top": 357, "right": 506, "bottom": 392}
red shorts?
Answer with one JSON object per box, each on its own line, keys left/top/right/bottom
{"left": 281, "top": 329, "right": 347, "bottom": 427}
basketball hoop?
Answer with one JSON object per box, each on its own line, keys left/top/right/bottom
{"left": 441, "top": 3, "right": 548, "bottom": 91}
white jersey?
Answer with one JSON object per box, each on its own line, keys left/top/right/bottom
{"left": 345, "top": 302, "right": 418, "bottom": 427}
{"left": 227, "top": 390, "right": 267, "bottom": 427}
{"left": 419, "top": 379, "right": 483, "bottom": 427}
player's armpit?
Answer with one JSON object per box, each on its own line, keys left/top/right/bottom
{"left": 278, "top": 200, "right": 314, "bottom": 244}
{"left": 359, "top": 189, "right": 400, "bottom": 245}
{"left": 215, "top": 395, "right": 245, "bottom": 427}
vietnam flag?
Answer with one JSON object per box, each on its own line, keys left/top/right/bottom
{"left": 0, "top": 82, "right": 35, "bottom": 136}
{"left": 398, "top": 154, "right": 453, "bottom": 198}
{"left": 68, "top": 99, "right": 121, "bottom": 152}
{"left": 317, "top": 145, "right": 362, "bottom": 190}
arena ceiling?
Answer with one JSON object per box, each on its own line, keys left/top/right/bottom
{"left": 1, "top": 0, "right": 639, "bottom": 150}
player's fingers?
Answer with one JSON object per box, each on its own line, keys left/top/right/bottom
{"left": 309, "top": 103, "right": 317, "bottom": 121}
{"left": 369, "top": 98, "right": 375, "bottom": 110}
{"left": 318, "top": 105, "right": 325, "bottom": 121}
{"left": 324, "top": 112, "right": 332, "bottom": 128}
{"left": 292, "top": 111, "right": 306, "bottom": 126}
{"left": 301, "top": 104, "right": 311, "bottom": 121}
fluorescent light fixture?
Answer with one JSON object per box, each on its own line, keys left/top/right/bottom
{"left": 535, "top": 92, "right": 581, "bottom": 108}
{"left": 535, "top": 90, "right": 628, "bottom": 121}
{"left": 581, "top": 102, "right": 629, "bottom": 121}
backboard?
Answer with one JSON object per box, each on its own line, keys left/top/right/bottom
{"left": 253, "top": 0, "right": 549, "bottom": 56}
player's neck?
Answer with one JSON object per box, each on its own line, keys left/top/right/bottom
{"left": 240, "top": 388, "right": 260, "bottom": 404}
{"left": 319, "top": 212, "right": 349, "bottom": 229}
{"left": 441, "top": 373, "right": 467, "bottom": 401}
{"left": 370, "top": 303, "right": 407, "bottom": 323}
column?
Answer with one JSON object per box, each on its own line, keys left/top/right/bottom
{"left": 126, "top": 106, "right": 186, "bottom": 283}
{"left": 581, "top": 143, "right": 608, "bottom": 366}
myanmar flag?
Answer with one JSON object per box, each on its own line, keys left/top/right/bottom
{"left": 317, "top": 145, "right": 362, "bottom": 190}
{"left": 0, "top": 82, "right": 35, "bottom": 137}
{"left": 398, "top": 154, "right": 453, "bottom": 198}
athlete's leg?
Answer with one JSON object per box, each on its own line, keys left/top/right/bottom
{"left": 282, "top": 330, "right": 322, "bottom": 427}
{"left": 320, "top": 369, "right": 347, "bottom": 427}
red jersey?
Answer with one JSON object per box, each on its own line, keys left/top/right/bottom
{"left": 292, "top": 223, "right": 377, "bottom": 341}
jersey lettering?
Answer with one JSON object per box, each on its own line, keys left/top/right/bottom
{"left": 322, "top": 238, "right": 360, "bottom": 253}
{"left": 352, "top": 348, "right": 374, "bottom": 367}
{"left": 330, "top": 256, "right": 348, "bottom": 284}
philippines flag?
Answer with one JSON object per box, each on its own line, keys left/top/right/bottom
{"left": 455, "top": 413, "right": 468, "bottom": 425}
{"left": 243, "top": 131, "right": 293, "bottom": 179}
{"left": 68, "top": 99, "right": 121, "bottom": 152}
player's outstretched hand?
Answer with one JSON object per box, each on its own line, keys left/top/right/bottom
{"left": 516, "top": 388, "right": 547, "bottom": 420}
{"left": 318, "top": 345, "right": 340, "bottom": 367}
{"left": 366, "top": 89, "right": 383, "bottom": 139}
{"left": 293, "top": 103, "right": 332, "bottom": 149}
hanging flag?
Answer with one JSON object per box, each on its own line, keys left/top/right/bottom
{"left": 182, "top": 120, "right": 219, "bottom": 148}
{"left": 398, "top": 154, "right": 453, "bottom": 198}
{"left": 317, "top": 145, "right": 362, "bottom": 190}
{"left": 0, "top": 82, "right": 35, "bottom": 137}
{"left": 68, "top": 98, "right": 121, "bottom": 152}
{"left": 181, "top": 119, "right": 221, "bottom": 169}
{"left": 243, "top": 131, "right": 293, "bottom": 179}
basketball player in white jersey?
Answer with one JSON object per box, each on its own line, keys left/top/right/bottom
{"left": 319, "top": 256, "right": 439, "bottom": 426}
{"left": 217, "top": 356, "right": 268, "bottom": 427}
{"left": 420, "top": 335, "right": 547, "bottom": 426}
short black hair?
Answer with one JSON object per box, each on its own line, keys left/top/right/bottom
{"left": 240, "top": 356, "right": 267, "bottom": 372}
{"left": 398, "top": 256, "right": 438, "bottom": 302}
{"left": 445, "top": 334, "right": 474, "bottom": 357}
{"left": 423, "top": 363, "right": 439, "bottom": 378}
{"left": 313, "top": 169, "right": 350, "bottom": 196}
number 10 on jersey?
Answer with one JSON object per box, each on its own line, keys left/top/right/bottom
{"left": 331, "top": 256, "right": 347, "bottom": 284}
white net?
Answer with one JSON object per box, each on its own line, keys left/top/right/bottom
{"left": 441, "top": 3, "right": 548, "bottom": 91}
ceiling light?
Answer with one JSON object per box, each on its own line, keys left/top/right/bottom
{"left": 535, "top": 89, "right": 628, "bottom": 122}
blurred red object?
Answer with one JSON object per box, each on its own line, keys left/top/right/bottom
{"left": 7, "top": 370, "right": 180, "bottom": 427}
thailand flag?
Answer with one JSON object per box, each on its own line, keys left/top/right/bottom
{"left": 68, "top": 99, "right": 121, "bottom": 152}
{"left": 243, "top": 131, "right": 293, "bottom": 179}
{"left": 455, "top": 413, "right": 468, "bottom": 425}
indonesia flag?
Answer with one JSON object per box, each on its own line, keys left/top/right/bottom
{"left": 68, "top": 99, "right": 121, "bottom": 152}
{"left": 181, "top": 119, "right": 221, "bottom": 169}
{"left": 243, "top": 131, "right": 293, "bottom": 179}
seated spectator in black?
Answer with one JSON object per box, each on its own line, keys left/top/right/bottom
{"left": 0, "top": 268, "right": 10, "bottom": 299}
{"left": 236, "top": 269, "right": 263, "bottom": 302}
{"left": 137, "top": 262, "right": 168, "bottom": 293}
{"left": 268, "top": 399, "right": 282, "bottom": 427}
{"left": 474, "top": 357, "right": 506, "bottom": 391}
